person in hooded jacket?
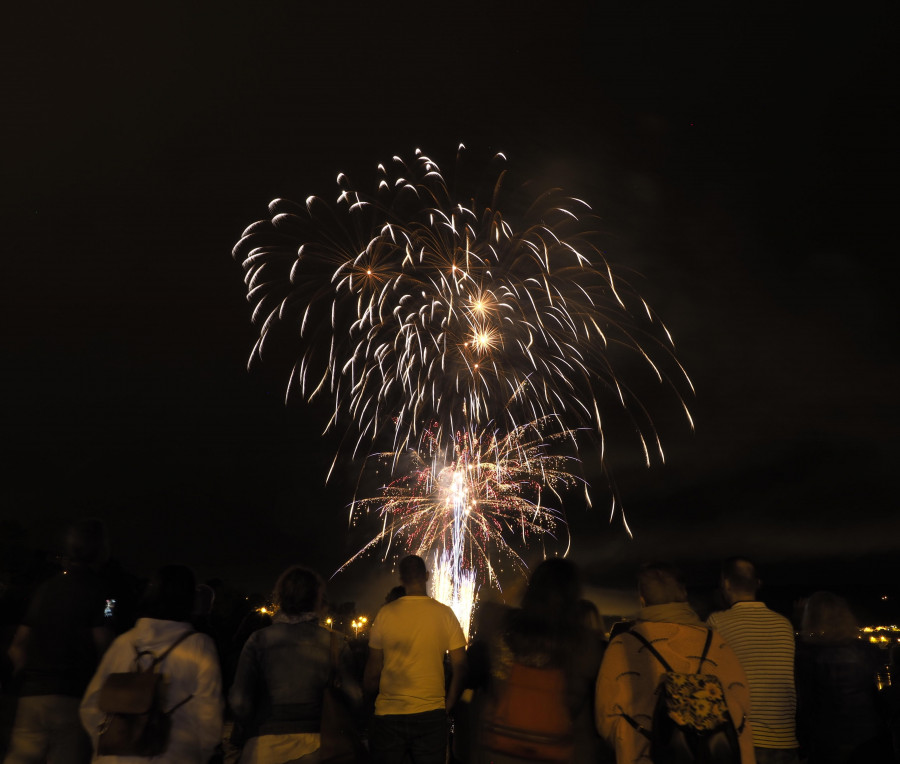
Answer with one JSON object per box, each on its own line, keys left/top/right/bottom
{"left": 80, "top": 565, "right": 224, "bottom": 763}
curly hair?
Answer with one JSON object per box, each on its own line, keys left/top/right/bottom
{"left": 273, "top": 565, "right": 324, "bottom": 615}
{"left": 801, "top": 591, "right": 860, "bottom": 644}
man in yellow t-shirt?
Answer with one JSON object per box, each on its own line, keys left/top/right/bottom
{"left": 364, "top": 555, "right": 467, "bottom": 764}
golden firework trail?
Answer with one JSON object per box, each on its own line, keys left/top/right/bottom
{"left": 340, "top": 418, "right": 583, "bottom": 635}
{"left": 233, "top": 146, "right": 693, "bottom": 476}
{"left": 338, "top": 418, "right": 582, "bottom": 575}
{"left": 233, "top": 146, "right": 693, "bottom": 616}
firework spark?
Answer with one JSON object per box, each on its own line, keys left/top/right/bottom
{"left": 233, "top": 147, "right": 693, "bottom": 616}
{"left": 338, "top": 418, "right": 583, "bottom": 580}
{"left": 431, "top": 549, "right": 476, "bottom": 640}
{"left": 232, "top": 146, "right": 693, "bottom": 482}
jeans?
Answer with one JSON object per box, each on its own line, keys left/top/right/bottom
{"left": 3, "top": 695, "right": 91, "bottom": 764}
{"left": 370, "top": 709, "right": 448, "bottom": 764}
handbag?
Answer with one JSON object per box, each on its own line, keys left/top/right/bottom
{"left": 318, "top": 631, "right": 367, "bottom": 763}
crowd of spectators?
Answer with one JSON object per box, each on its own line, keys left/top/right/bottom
{"left": 1, "top": 519, "right": 897, "bottom": 763}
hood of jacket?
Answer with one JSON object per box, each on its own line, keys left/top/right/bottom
{"left": 637, "top": 602, "right": 703, "bottom": 627}
{"left": 126, "top": 617, "right": 195, "bottom": 657}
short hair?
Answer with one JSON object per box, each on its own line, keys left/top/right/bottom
{"left": 722, "top": 556, "right": 760, "bottom": 596}
{"left": 398, "top": 555, "right": 427, "bottom": 585}
{"left": 638, "top": 563, "right": 688, "bottom": 606}
{"left": 141, "top": 565, "right": 196, "bottom": 622}
{"left": 273, "top": 565, "right": 324, "bottom": 615}
{"left": 65, "top": 518, "right": 109, "bottom": 566}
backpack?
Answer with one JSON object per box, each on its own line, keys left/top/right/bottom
{"left": 96, "top": 630, "right": 196, "bottom": 756}
{"left": 481, "top": 661, "right": 574, "bottom": 762}
{"left": 622, "top": 628, "right": 744, "bottom": 764}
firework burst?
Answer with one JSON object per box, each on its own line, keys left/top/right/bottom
{"left": 233, "top": 146, "right": 693, "bottom": 623}
{"left": 342, "top": 417, "right": 583, "bottom": 635}
{"left": 232, "top": 146, "right": 693, "bottom": 483}
{"left": 339, "top": 417, "right": 582, "bottom": 578}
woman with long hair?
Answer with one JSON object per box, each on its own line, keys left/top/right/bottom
{"left": 796, "top": 591, "right": 892, "bottom": 763}
{"left": 478, "top": 558, "right": 607, "bottom": 763}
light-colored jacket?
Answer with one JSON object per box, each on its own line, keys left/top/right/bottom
{"left": 80, "top": 618, "right": 224, "bottom": 763}
{"left": 596, "top": 615, "right": 755, "bottom": 764}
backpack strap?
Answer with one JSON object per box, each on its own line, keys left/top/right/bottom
{"left": 152, "top": 630, "right": 196, "bottom": 669}
{"left": 697, "top": 628, "right": 714, "bottom": 674}
{"left": 626, "top": 629, "right": 674, "bottom": 673}
{"left": 152, "top": 631, "right": 198, "bottom": 714}
{"left": 629, "top": 628, "right": 716, "bottom": 676}
{"left": 619, "top": 711, "right": 652, "bottom": 741}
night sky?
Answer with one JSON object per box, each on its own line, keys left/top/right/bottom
{"left": 3, "top": 5, "right": 897, "bottom": 611}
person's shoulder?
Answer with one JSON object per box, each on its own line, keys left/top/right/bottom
{"left": 28, "top": 570, "right": 82, "bottom": 602}
{"left": 107, "top": 627, "right": 138, "bottom": 652}
{"left": 762, "top": 607, "right": 794, "bottom": 632}
{"left": 733, "top": 602, "right": 794, "bottom": 630}
{"left": 237, "top": 623, "right": 272, "bottom": 650}
{"left": 187, "top": 629, "right": 217, "bottom": 650}
{"left": 598, "top": 631, "right": 637, "bottom": 670}
{"left": 375, "top": 598, "right": 403, "bottom": 618}
{"left": 758, "top": 603, "right": 791, "bottom": 619}
{"left": 315, "top": 624, "right": 340, "bottom": 647}
{"left": 430, "top": 597, "right": 457, "bottom": 613}
{"left": 406, "top": 596, "right": 456, "bottom": 622}
{"left": 402, "top": 595, "right": 447, "bottom": 612}
{"left": 636, "top": 619, "right": 705, "bottom": 638}
{"left": 707, "top": 609, "right": 728, "bottom": 626}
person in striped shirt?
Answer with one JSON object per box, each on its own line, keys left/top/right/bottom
{"left": 707, "top": 557, "right": 799, "bottom": 764}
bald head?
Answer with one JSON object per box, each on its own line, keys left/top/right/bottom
{"left": 721, "top": 557, "right": 760, "bottom": 602}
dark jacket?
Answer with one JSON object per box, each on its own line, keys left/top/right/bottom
{"left": 229, "top": 619, "right": 361, "bottom": 737}
{"left": 796, "top": 639, "right": 892, "bottom": 763}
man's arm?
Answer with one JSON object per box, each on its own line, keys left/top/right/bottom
{"left": 363, "top": 647, "right": 384, "bottom": 698}
{"left": 445, "top": 646, "right": 467, "bottom": 713}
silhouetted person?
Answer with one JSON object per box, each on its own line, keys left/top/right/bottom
{"left": 229, "top": 565, "right": 361, "bottom": 762}
{"left": 577, "top": 598, "right": 608, "bottom": 653}
{"left": 193, "top": 584, "right": 216, "bottom": 633}
{"left": 364, "top": 555, "right": 467, "bottom": 764}
{"left": 707, "top": 557, "right": 798, "bottom": 764}
{"left": 795, "top": 591, "right": 892, "bottom": 764}
{"left": 4, "top": 519, "right": 113, "bottom": 764}
{"left": 80, "top": 565, "right": 223, "bottom": 762}
{"left": 455, "top": 600, "right": 508, "bottom": 763}
{"left": 480, "top": 558, "right": 607, "bottom": 763}
{"left": 595, "top": 563, "right": 755, "bottom": 764}
{"left": 384, "top": 586, "right": 405, "bottom": 604}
